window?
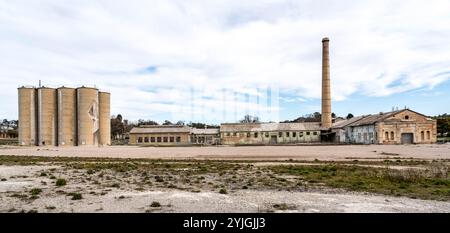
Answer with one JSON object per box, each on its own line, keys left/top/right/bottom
{"left": 286, "top": 132, "right": 290, "bottom": 137}
{"left": 279, "top": 132, "right": 282, "bottom": 137}
{"left": 385, "top": 132, "right": 389, "bottom": 140}
{"left": 427, "top": 131, "right": 430, "bottom": 140}
{"left": 265, "top": 132, "right": 269, "bottom": 137}
{"left": 299, "top": 132, "right": 304, "bottom": 137}
{"left": 405, "top": 115, "right": 409, "bottom": 120}
{"left": 144, "top": 137, "right": 149, "bottom": 143}
{"left": 254, "top": 132, "right": 258, "bottom": 138}
{"left": 369, "top": 132, "right": 373, "bottom": 139}
{"left": 226, "top": 133, "right": 230, "bottom": 137}
{"left": 233, "top": 132, "right": 237, "bottom": 136}
{"left": 176, "top": 137, "right": 181, "bottom": 142}
{"left": 151, "top": 137, "right": 155, "bottom": 143}
{"left": 170, "top": 137, "right": 174, "bottom": 142}
{"left": 138, "top": 137, "right": 143, "bottom": 143}
{"left": 306, "top": 132, "right": 310, "bottom": 136}
{"left": 163, "top": 137, "right": 168, "bottom": 142}
{"left": 313, "top": 132, "right": 318, "bottom": 135}
{"left": 247, "top": 132, "right": 251, "bottom": 138}
{"left": 157, "top": 137, "right": 162, "bottom": 142}
{"left": 293, "top": 132, "right": 296, "bottom": 137}
{"left": 390, "top": 132, "right": 394, "bottom": 140}
{"left": 421, "top": 131, "right": 424, "bottom": 141}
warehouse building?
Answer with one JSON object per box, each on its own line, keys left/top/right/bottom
{"left": 331, "top": 109, "right": 437, "bottom": 144}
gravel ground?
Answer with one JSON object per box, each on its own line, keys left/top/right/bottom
{"left": 1, "top": 144, "right": 449, "bottom": 161}
{"left": 1, "top": 164, "right": 449, "bottom": 213}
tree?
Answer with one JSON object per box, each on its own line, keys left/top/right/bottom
{"left": 331, "top": 113, "right": 336, "bottom": 118}
{"left": 239, "top": 115, "right": 260, "bottom": 123}
{"left": 162, "top": 120, "right": 173, "bottom": 125}
{"left": 346, "top": 113, "right": 354, "bottom": 119}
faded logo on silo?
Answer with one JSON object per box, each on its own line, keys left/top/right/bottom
{"left": 88, "top": 100, "right": 99, "bottom": 133}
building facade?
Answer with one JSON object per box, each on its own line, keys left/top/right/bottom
{"left": 220, "top": 122, "right": 321, "bottom": 145}
{"left": 129, "top": 125, "right": 191, "bottom": 145}
{"left": 332, "top": 109, "right": 437, "bottom": 144}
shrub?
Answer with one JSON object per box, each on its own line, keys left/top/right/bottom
{"left": 150, "top": 201, "right": 161, "bottom": 207}
{"left": 219, "top": 188, "right": 228, "bottom": 194}
{"left": 87, "top": 169, "right": 94, "bottom": 175}
{"left": 55, "top": 178, "right": 67, "bottom": 186}
{"left": 30, "top": 188, "right": 42, "bottom": 196}
{"left": 68, "top": 193, "right": 82, "bottom": 200}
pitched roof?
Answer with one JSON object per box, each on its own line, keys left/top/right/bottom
{"left": 130, "top": 125, "right": 191, "bottom": 134}
{"left": 220, "top": 122, "right": 321, "bottom": 132}
{"left": 347, "top": 110, "right": 401, "bottom": 127}
{"left": 331, "top": 115, "right": 367, "bottom": 129}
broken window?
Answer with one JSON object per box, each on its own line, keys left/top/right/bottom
{"left": 163, "top": 137, "right": 168, "bottom": 142}
{"left": 170, "top": 137, "right": 174, "bottom": 142}
{"left": 151, "top": 137, "right": 155, "bottom": 143}
{"left": 293, "top": 132, "right": 296, "bottom": 137}
{"left": 254, "top": 132, "right": 258, "bottom": 138}
{"left": 138, "top": 137, "right": 143, "bottom": 143}
{"left": 176, "top": 137, "right": 181, "bottom": 142}
{"left": 427, "top": 131, "right": 430, "bottom": 140}
{"left": 390, "top": 132, "right": 394, "bottom": 140}
{"left": 144, "top": 137, "right": 149, "bottom": 143}
{"left": 157, "top": 137, "right": 162, "bottom": 142}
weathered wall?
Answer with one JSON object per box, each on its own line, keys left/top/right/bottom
{"left": 129, "top": 133, "right": 190, "bottom": 145}
{"left": 220, "top": 131, "right": 321, "bottom": 145}
{"left": 18, "top": 88, "right": 37, "bottom": 146}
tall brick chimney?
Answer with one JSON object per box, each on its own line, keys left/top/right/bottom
{"left": 321, "top": 37, "right": 332, "bottom": 129}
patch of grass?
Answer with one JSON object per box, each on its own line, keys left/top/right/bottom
{"left": 55, "top": 178, "right": 67, "bottom": 186}
{"left": 270, "top": 163, "right": 450, "bottom": 201}
{"left": 150, "top": 201, "right": 161, "bottom": 207}
{"left": 30, "top": 188, "right": 42, "bottom": 196}
{"left": 219, "top": 188, "right": 228, "bottom": 194}
{"left": 68, "top": 193, "right": 82, "bottom": 200}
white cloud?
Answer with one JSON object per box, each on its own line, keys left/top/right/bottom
{"left": 1, "top": 0, "right": 449, "bottom": 122}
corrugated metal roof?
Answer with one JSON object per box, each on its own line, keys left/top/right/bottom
{"left": 347, "top": 111, "right": 401, "bottom": 127}
{"left": 331, "top": 115, "right": 367, "bottom": 129}
{"left": 220, "top": 122, "right": 321, "bottom": 132}
{"left": 191, "top": 128, "right": 220, "bottom": 134}
{"left": 130, "top": 125, "right": 191, "bottom": 134}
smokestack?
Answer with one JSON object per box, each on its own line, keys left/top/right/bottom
{"left": 321, "top": 37, "right": 332, "bottom": 129}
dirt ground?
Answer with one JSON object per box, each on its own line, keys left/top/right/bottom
{"left": 0, "top": 144, "right": 449, "bottom": 213}
{"left": 1, "top": 164, "right": 449, "bottom": 213}
{"left": 1, "top": 144, "right": 449, "bottom": 161}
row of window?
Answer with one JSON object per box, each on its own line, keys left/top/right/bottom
{"left": 137, "top": 136, "right": 181, "bottom": 143}
{"left": 224, "top": 131, "right": 318, "bottom": 138}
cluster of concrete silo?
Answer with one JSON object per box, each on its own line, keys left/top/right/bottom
{"left": 18, "top": 86, "right": 110, "bottom": 146}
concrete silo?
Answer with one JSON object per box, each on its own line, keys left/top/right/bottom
{"left": 99, "top": 91, "right": 111, "bottom": 146}
{"left": 77, "top": 87, "right": 99, "bottom": 146}
{"left": 37, "top": 87, "right": 57, "bottom": 146}
{"left": 18, "top": 87, "right": 37, "bottom": 146}
{"left": 57, "top": 87, "right": 77, "bottom": 146}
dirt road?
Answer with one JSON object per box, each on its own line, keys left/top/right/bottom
{"left": 1, "top": 144, "right": 449, "bottom": 161}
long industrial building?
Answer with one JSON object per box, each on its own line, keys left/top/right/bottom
{"left": 18, "top": 86, "right": 110, "bottom": 146}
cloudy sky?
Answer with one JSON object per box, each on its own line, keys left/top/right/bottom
{"left": 1, "top": 0, "right": 449, "bottom": 124}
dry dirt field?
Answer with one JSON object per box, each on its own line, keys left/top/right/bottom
{"left": 0, "top": 144, "right": 449, "bottom": 161}
{"left": 0, "top": 144, "right": 449, "bottom": 213}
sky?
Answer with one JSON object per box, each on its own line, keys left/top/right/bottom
{"left": 1, "top": 0, "right": 450, "bottom": 124}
